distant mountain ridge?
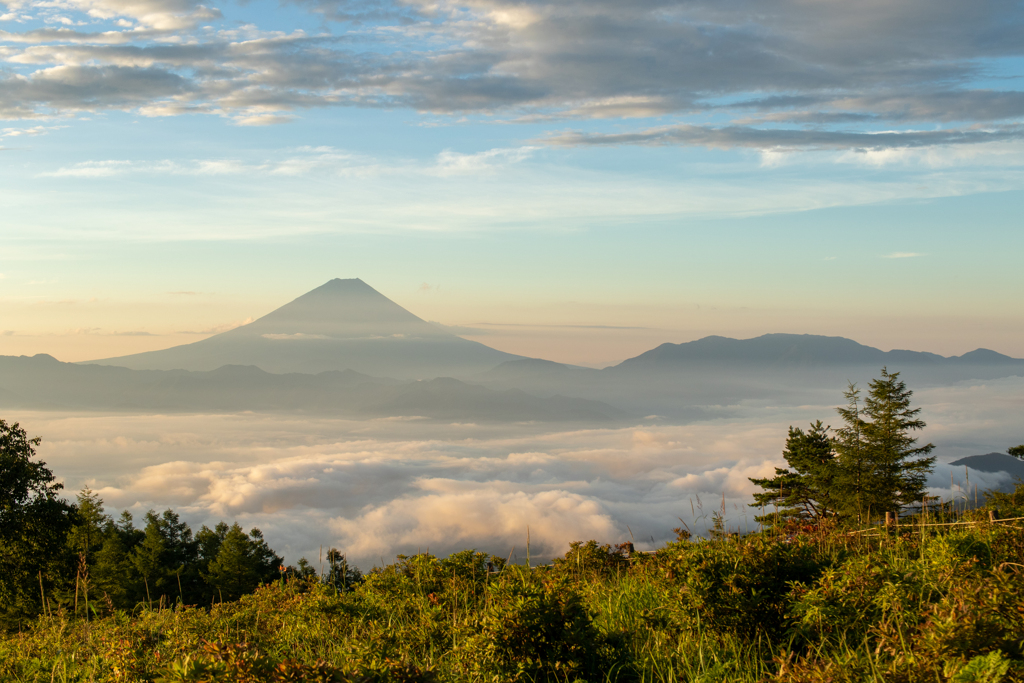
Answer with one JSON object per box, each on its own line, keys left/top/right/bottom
{"left": 610, "top": 333, "right": 1022, "bottom": 371}
{"left": 0, "top": 353, "right": 620, "bottom": 422}
{"left": 87, "top": 279, "right": 521, "bottom": 378}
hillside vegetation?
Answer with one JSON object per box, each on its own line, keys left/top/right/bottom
{"left": 6, "top": 499, "right": 1024, "bottom": 679}
{"left": 3, "top": 368, "right": 1024, "bottom": 683}
{"left": 2, "top": 489, "right": 1024, "bottom": 683}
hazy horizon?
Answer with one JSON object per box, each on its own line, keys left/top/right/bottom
{"left": 3, "top": 275, "right": 1023, "bottom": 369}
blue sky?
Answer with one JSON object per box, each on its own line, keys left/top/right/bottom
{"left": 2, "top": 0, "right": 1023, "bottom": 365}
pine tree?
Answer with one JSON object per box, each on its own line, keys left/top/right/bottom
{"left": 205, "top": 523, "right": 259, "bottom": 601}
{"left": 92, "top": 529, "right": 133, "bottom": 608}
{"left": 831, "top": 384, "right": 871, "bottom": 520}
{"left": 750, "top": 421, "right": 838, "bottom": 526}
{"left": 833, "top": 369, "right": 935, "bottom": 521}
{"left": 131, "top": 521, "right": 166, "bottom": 607}
{"left": 142, "top": 510, "right": 198, "bottom": 603}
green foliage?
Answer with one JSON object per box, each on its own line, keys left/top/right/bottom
{"left": 750, "top": 421, "right": 838, "bottom": 525}
{"left": 753, "top": 369, "right": 937, "bottom": 526}
{"left": 1008, "top": 445, "right": 1024, "bottom": 460}
{"left": 850, "top": 368, "right": 936, "bottom": 516}
{"left": 325, "top": 548, "right": 362, "bottom": 592}
{"left": 946, "top": 651, "right": 1011, "bottom": 683}
{"left": 3, "top": 520, "right": 1024, "bottom": 683}
{"left": 550, "top": 540, "right": 630, "bottom": 581}
{"left": 465, "top": 568, "right": 609, "bottom": 681}
{"left": 662, "top": 534, "right": 828, "bottom": 637}
{"left": 0, "top": 419, "right": 76, "bottom": 625}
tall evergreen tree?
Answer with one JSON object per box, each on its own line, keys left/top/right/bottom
{"left": 833, "top": 369, "right": 935, "bottom": 521}
{"left": 749, "top": 421, "right": 838, "bottom": 525}
{"left": 831, "top": 384, "right": 871, "bottom": 520}
{"left": 92, "top": 529, "right": 133, "bottom": 608}
{"left": 67, "top": 488, "right": 107, "bottom": 563}
{"left": 205, "top": 523, "right": 260, "bottom": 601}
{"left": 205, "top": 523, "right": 283, "bottom": 601}
{"left": 131, "top": 521, "right": 166, "bottom": 607}
{"left": 0, "top": 420, "right": 75, "bottom": 623}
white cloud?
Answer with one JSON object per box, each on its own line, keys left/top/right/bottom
{"left": 19, "top": 376, "right": 1022, "bottom": 568}
{"left": 0, "top": 0, "right": 1021, "bottom": 155}
{"left": 1, "top": 125, "right": 61, "bottom": 137}
{"left": 432, "top": 146, "right": 536, "bottom": 176}
{"left": 883, "top": 252, "right": 922, "bottom": 259}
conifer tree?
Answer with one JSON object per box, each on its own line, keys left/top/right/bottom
{"left": 749, "top": 421, "right": 838, "bottom": 525}
{"left": 832, "top": 368, "right": 935, "bottom": 521}
{"left": 68, "top": 488, "right": 108, "bottom": 562}
{"left": 92, "top": 529, "right": 133, "bottom": 608}
{"left": 204, "top": 523, "right": 283, "bottom": 601}
{"left": 131, "top": 521, "right": 166, "bottom": 607}
{"left": 831, "top": 384, "right": 871, "bottom": 520}
{"left": 143, "top": 510, "right": 199, "bottom": 603}
{"left": 205, "top": 523, "right": 260, "bottom": 601}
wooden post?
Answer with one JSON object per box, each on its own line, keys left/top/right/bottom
{"left": 624, "top": 542, "right": 635, "bottom": 558}
{"left": 884, "top": 511, "right": 893, "bottom": 527}
{"left": 989, "top": 510, "right": 998, "bottom": 523}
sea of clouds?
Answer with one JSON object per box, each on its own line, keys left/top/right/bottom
{"left": 14, "top": 375, "right": 1023, "bottom": 570}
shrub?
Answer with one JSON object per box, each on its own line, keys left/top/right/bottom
{"left": 465, "top": 568, "right": 608, "bottom": 682}
{"left": 662, "top": 535, "right": 828, "bottom": 638}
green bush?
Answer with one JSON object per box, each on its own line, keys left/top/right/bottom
{"left": 465, "top": 568, "right": 609, "bottom": 682}
{"left": 661, "top": 535, "right": 829, "bottom": 638}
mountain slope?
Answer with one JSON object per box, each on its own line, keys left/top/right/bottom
{"left": 86, "top": 279, "right": 520, "bottom": 378}
{"left": 949, "top": 453, "right": 1024, "bottom": 479}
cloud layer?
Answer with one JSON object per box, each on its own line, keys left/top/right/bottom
{"left": 17, "top": 375, "right": 1024, "bottom": 569}
{"left": 2, "top": 0, "right": 1023, "bottom": 151}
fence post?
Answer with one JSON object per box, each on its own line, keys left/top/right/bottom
{"left": 989, "top": 510, "right": 998, "bottom": 523}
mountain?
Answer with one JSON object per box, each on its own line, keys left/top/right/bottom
{"left": 472, "top": 333, "right": 1024, "bottom": 420}
{"left": 949, "top": 453, "right": 1024, "bottom": 479}
{"left": 610, "top": 333, "right": 1022, "bottom": 371}
{"left": 86, "top": 279, "right": 520, "bottom": 378}
{"left": 0, "top": 354, "right": 621, "bottom": 422}
{"left": 606, "top": 333, "right": 1024, "bottom": 382}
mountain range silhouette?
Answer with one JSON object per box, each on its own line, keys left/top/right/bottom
{"left": 0, "top": 278, "right": 1021, "bottom": 422}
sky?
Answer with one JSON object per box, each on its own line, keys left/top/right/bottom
{"left": 2, "top": 0, "right": 1024, "bottom": 366}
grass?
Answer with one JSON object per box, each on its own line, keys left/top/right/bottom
{"left": 2, "top": 509, "right": 1024, "bottom": 682}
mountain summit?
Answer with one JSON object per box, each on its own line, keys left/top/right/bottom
{"left": 87, "top": 279, "right": 520, "bottom": 378}
{"left": 241, "top": 279, "right": 439, "bottom": 339}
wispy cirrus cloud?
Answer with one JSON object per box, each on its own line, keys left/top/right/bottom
{"left": 540, "top": 125, "right": 1024, "bottom": 153}
{"left": 883, "top": 252, "right": 923, "bottom": 259}
{"left": 39, "top": 145, "right": 537, "bottom": 179}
